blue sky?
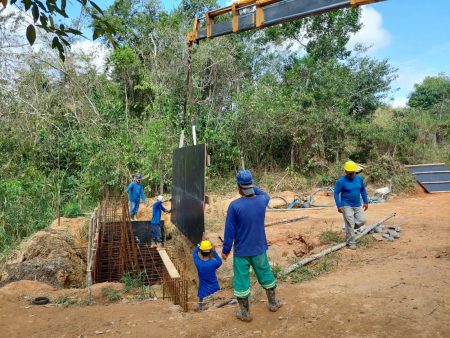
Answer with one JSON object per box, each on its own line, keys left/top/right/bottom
{"left": 68, "top": 0, "right": 450, "bottom": 107}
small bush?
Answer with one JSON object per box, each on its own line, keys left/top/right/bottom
{"left": 121, "top": 270, "right": 147, "bottom": 292}
{"left": 52, "top": 296, "right": 77, "bottom": 307}
{"left": 61, "top": 201, "right": 82, "bottom": 217}
{"left": 101, "top": 287, "right": 122, "bottom": 302}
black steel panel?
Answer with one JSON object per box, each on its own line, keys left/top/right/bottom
{"left": 406, "top": 164, "right": 449, "bottom": 174}
{"left": 414, "top": 172, "right": 450, "bottom": 183}
{"left": 171, "top": 144, "right": 206, "bottom": 244}
{"left": 422, "top": 182, "right": 450, "bottom": 193}
{"left": 264, "top": 0, "right": 347, "bottom": 25}
{"left": 132, "top": 221, "right": 166, "bottom": 244}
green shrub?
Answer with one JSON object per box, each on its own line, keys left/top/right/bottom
{"left": 61, "top": 201, "right": 82, "bottom": 217}
{"left": 52, "top": 296, "right": 77, "bottom": 307}
{"left": 100, "top": 287, "right": 122, "bottom": 302}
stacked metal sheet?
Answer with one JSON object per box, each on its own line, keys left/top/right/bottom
{"left": 406, "top": 163, "right": 450, "bottom": 193}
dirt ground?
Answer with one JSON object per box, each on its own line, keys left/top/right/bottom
{"left": 1, "top": 191, "right": 449, "bottom": 337}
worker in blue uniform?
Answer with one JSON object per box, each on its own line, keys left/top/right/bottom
{"left": 126, "top": 173, "right": 146, "bottom": 220}
{"left": 193, "top": 240, "right": 222, "bottom": 310}
{"left": 334, "top": 160, "right": 369, "bottom": 250}
{"left": 151, "top": 195, "right": 170, "bottom": 246}
{"left": 221, "top": 170, "right": 281, "bottom": 322}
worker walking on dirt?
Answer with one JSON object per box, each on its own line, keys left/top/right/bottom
{"left": 193, "top": 240, "right": 222, "bottom": 310}
{"left": 221, "top": 170, "right": 281, "bottom": 322}
{"left": 334, "top": 161, "right": 369, "bottom": 250}
{"left": 151, "top": 196, "right": 170, "bottom": 246}
{"left": 126, "top": 173, "right": 146, "bottom": 220}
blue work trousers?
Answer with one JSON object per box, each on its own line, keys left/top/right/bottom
{"left": 151, "top": 223, "right": 162, "bottom": 243}
{"left": 129, "top": 201, "right": 140, "bottom": 218}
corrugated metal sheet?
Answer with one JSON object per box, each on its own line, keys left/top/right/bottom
{"left": 405, "top": 163, "right": 450, "bottom": 193}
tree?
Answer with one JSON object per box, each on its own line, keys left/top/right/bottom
{"left": 408, "top": 75, "right": 450, "bottom": 111}
{"left": 1, "top": 0, "right": 112, "bottom": 59}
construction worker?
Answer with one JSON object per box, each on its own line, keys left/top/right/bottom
{"left": 221, "top": 170, "right": 281, "bottom": 322}
{"left": 334, "top": 160, "right": 369, "bottom": 250}
{"left": 151, "top": 196, "right": 170, "bottom": 246}
{"left": 193, "top": 240, "right": 222, "bottom": 310}
{"left": 126, "top": 173, "right": 146, "bottom": 220}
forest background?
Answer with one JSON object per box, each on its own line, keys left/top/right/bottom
{"left": 1, "top": 0, "right": 449, "bottom": 255}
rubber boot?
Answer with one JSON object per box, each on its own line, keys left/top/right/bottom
{"left": 266, "top": 288, "right": 282, "bottom": 312}
{"left": 236, "top": 298, "right": 252, "bottom": 322}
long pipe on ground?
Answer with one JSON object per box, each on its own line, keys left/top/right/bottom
{"left": 281, "top": 213, "right": 396, "bottom": 276}
{"left": 265, "top": 216, "right": 309, "bottom": 227}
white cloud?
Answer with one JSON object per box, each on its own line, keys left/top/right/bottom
{"left": 70, "top": 39, "right": 110, "bottom": 72}
{"left": 389, "top": 96, "right": 408, "bottom": 108}
{"left": 348, "top": 7, "right": 391, "bottom": 52}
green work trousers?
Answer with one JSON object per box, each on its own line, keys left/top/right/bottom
{"left": 233, "top": 251, "right": 276, "bottom": 298}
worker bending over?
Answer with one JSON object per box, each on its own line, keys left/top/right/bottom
{"left": 193, "top": 240, "right": 222, "bottom": 310}
{"left": 222, "top": 170, "right": 281, "bottom": 322}
{"left": 151, "top": 196, "right": 170, "bottom": 246}
{"left": 334, "top": 161, "right": 369, "bottom": 250}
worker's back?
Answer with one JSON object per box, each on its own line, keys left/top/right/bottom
{"left": 193, "top": 247, "right": 222, "bottom": 298}
{"left": 224, "top": 187, "right": 270, "bottom": 257}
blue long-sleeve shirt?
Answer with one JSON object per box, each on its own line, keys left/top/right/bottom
{"left": 193, "top": 247, "right": 222, "bottom": 299}
{"left": 126, "top": 182, "right": 145, "bottom": 202}
{"left": 334, "top": 175, "right": 368, "bottom": 208}
{"left": 222, "top": 187, "right": 270, "bottom": 257}
{"left": 151, "top": 200, "right": 166, "bottom": 224}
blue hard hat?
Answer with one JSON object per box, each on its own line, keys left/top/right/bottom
{"left": 135, "top": 173, "right": 142, "bottom": 179}
{"left": 236, "top": 170, "right": 253, "bottom": 185}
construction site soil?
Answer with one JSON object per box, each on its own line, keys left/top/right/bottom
{"left": 0, "top": 189, "right": 449, "bottom": 337}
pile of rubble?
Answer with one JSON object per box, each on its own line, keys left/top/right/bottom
{"left": 356, "top": 224, "right": 402, "bottom": 242}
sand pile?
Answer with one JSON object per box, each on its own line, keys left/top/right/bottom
{"left": 0, "top": 217, "right": 88, "bottom": 288}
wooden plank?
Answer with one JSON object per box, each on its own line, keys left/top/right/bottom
{"left": 158, "top": 249, "right": 181, "bottom": 279}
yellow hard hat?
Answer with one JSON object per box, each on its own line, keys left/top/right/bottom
{"left": 344, "top": 160, "right": 357, "bottom": 172}
{"left": 199, "top": 240, "right": 212, "bottom": 251}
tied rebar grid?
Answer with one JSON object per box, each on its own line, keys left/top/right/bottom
{"left": 93, "top": 195, "right": 140, "bottom": 283}
{"left": 162, "top": 256, "right": 189, "bottom": 312}
{"left": 90, "top": 193, "right": 189, "bottom": 311}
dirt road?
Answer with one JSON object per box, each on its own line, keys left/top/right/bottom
{"left": 1, "top": 193, "right": 449, "bottom": 337}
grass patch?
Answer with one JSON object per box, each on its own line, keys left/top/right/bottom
{"left": 319, "top": 230, "right": 345, "bottom": 244}
{"left": 272, "top": 263, "right": 286, "bottom": 282}
{"left": 288, "top": 253, "right": 340, "bottom": 284}
{"left": 289, "top": 267, "right": 315, "bottom": 283}
{"left": 357, "top": 235, "right": 376, "bottom": 248}
{"left": 52, "top": 296, "right": 77, "bottom": 307}
{"left": 101, "top": 287, "right": 122, "bottom": 302}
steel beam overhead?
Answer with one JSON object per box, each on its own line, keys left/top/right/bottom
{"left": 187, "top": 0, "right": 385, "bottom": 44}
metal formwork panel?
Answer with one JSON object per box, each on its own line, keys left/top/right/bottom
{"left": 406, "top": 164, "right": 449, "bottom": 174}
{"left": 405, "top": 163, "right": 450, "bottom": 193}
{"left": 171, "top": 144, "right": 206, "bottom": 244}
